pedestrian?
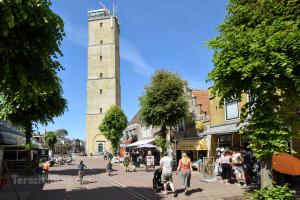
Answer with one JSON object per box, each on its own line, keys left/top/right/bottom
{"left": 78, "top": 160, "right": 87, "bottom": 185}
{"left": 106, "top": 159, "right": 112, "bottom": 176}
{"left": 159, "top": 152, "right": 176, "bottom": 197}
{"left": 42, "top": 161, "right": 50, "bottom": 182}
{"left": 131, "top": 152, "right": 138, "bottom": 172}
{"left": 176, "top": 153, "right": 193, "bottom": 196}
{"left": 232, "top": 150, "right": 245, "bottom": 186}
{"left": 123, "top": 154, "right": 130, "bottom": 172}
{"left": 220, "top": 150, "right": 232, "bottom": 184}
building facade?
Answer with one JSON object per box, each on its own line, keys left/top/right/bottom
{"left": 86, "top": 8, "right": 121, "bottom": 155}
{"left": 202, "top": 90, "right": 249, "bottom": 157}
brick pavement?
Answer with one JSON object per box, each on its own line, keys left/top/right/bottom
{"left": 0, "top": 156, "right": 246, "bottom": 200}
{"left": 82, "top": 156, "right": 246, "bottom": 200}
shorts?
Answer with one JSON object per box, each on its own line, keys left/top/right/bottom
{"left": 78, "top": 171, "right": 85, "bottom": 176}
{"left": 233, "top": 166, "right": 244, "bottom": 176}
{"left": 161, "top": 173, "right": 173, "bottom": 184}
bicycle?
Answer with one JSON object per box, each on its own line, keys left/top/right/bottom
{"left": 106, "top": 160, "right": 112, "bottom": 176}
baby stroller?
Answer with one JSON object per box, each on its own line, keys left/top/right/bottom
{"left": 152, "top": 168, "right": 164, "bottom": 193}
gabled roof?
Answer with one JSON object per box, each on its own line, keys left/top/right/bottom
{"left": 128, "top": 110, "right": 141, "bottom": 126}
{"left": 191, "top": 90, "right": 210, "bottom": 115}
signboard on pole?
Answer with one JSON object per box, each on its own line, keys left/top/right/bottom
{"left": 146, "top": 155, "right": 155, "bottom": 170}
{"left": 203, "top": 157, "right": 214, "bottom": 178}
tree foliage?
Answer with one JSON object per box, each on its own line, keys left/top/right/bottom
{"left": 207, "top": 0, "right": 300, "bottom": 158}
{"left": 55, "top": 128, "right": 68, "bottom": 139}
{"left": 139, "top": 70, "right": 189, "bottom": 152}
{"left": 0, "top": 0, "right": 67, "bottom": 144}
{"left": 44, "top": 131, "right": 58, "bottom": 150}
{"left": 99, "top": 106, "right": 128, "bottom": 154}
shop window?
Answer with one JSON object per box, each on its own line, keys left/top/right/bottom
{"left": 4, "top": 150, "right": 17, "bottom": 160}
{"left": 219, "top": 134, "right": 232, "bottom": 149}
{"left": 17, "top": 150, "right": 27, "bottom": 161}
{"left": 142, "top": 126, "right": 151, "bottom": 138}
{"left": 225, "top": 100, "right": 239, "bottom": 120}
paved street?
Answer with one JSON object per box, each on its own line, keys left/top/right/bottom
{"left": 0, "top": 156, "right": 246, "bottom": 200}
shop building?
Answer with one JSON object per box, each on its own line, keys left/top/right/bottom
{"left": 201, "top": 90, "right": 249, "bottom": 157}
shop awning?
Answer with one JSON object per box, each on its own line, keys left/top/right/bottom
{"left": 125, "top": 138, "right": 155, "bottom": 148}
{"left": 273, "top": 153, "right": 300, "bottom": 175}
{"left": 177, "top": 138, "right": 207, "bottom": 151}
{"left": 201, "top": 122, "right": 248, "bottom": 136}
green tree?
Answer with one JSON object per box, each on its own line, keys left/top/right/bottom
{"left": 139, "top": 70, "right": 189, "bottom": 153}
{"left": 55, "top": 129, "right": 68, "bottom": 139}
{"left": 0, "top": 0, "right": 67, "bottom": 145}
{"left": 99, "top": 106, "right": 128, "bottom": 154}
{"left": 207, "top": 0, "right": 300, "bottom": 188}
{"left": 44, "top": 131, "right": 58, "bottom": 151}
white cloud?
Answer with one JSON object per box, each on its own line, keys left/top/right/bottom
{"left": 63, "top": 17, "right": 87, "bottom": 48}
{"left": 120, "top": 39, "right": 154, "bottom": 77}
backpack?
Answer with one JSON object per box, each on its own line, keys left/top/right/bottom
{"left": 233, "top": 154, "right": 243, "bottom": 165}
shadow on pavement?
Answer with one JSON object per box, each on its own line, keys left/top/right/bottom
{"left": 21, "top": 186, "right": 162, "bottom": 200}
{"left": 49, "top": 168, "right": 106, "bottom": 176}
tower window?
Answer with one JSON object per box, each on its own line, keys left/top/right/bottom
{"left": 100, "top": 108, "right": 103, "bottom": 113}
{"left": 100, "top": 22, "right": 103, "bottom": 27}
{"left": 100, "top": 73, "right": 103, "bottom": 79}
{"left": 100, "top": 55, "right": 102, "bottom": 61}
{"left": 100, "top": 40, "right": 103, "bottom": 44}
{"left": 100, "top": 89, "right": 102, "bottom": 94}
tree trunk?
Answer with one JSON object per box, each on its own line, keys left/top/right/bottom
{"left": 260, "top": 156, "right": 273, "bottom": 188}
{"left": 24, "top": 122, "right": 32, "bottom": 145}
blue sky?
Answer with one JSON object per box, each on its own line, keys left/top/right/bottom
{"left": 38, "top": 0, "right": 228, "bottom": 140}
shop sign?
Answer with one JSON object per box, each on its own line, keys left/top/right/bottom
{"left": 146, "top": 155, "right": 155, "bottom": 166}
{"left": 203, "top": 157, "right": 214, "bottom": 178}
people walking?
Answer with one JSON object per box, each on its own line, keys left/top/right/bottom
{"left": 123, "top": 153, "right": 130, "bottom": 172}
{"left": 42, "top": 161, "right": 50, "bottom": 183}
{"left": 106, "top": 159, "right": 112, "bottom": 176}
{"left": 160, "top": 152, "right": 176, "bottom": 197}
{"left": 78, "top": 160, "right": 87, "bottom": 185}
{"left": 220, "top": 150, "right": 232, "bottom": 184}
{"left": 232, "top": 150, "right": 245, "bottom": 186}
{"left": 176, "top": 153, "right": 193, "bottom": 196}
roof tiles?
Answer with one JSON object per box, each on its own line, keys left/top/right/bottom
{"left": 191, "top": 90, "right": 210, "bottom": 115}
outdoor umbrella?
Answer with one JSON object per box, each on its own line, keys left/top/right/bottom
{"left": 272, "top": 153, "right": 300, "bottom": 175}
{"left": 137, "top": 143, "right": 157, "bottom": 148}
